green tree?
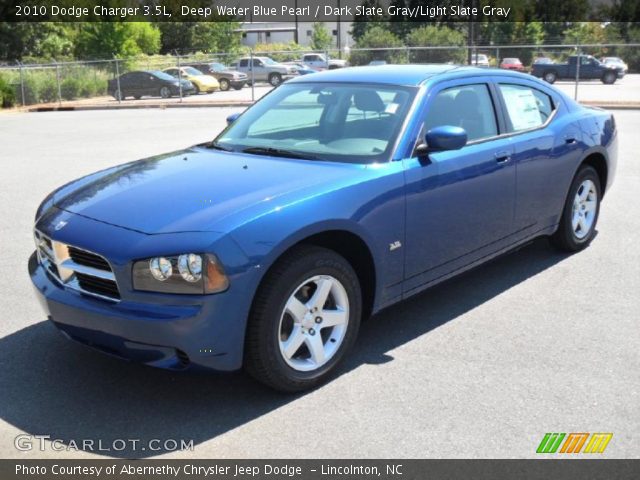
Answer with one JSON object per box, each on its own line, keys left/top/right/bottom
{"left": 406, "top": 25, "right": 466, "bottom": 64}
{"left": 159, "top": 22, "right": 241, "bottom": 54}
{"left": 75, "top": 22, "right": 161, "bottom": 59}
{"left": 349, "top": 25, "right": 405, "bottom": 65}
{"left": 0, "top": 23, "right": 75, "bottom": 61}
{"left": 311, "top": 23, "right": 332, "bottom": 51}
{"left": 563, "top": 22, "right": 606, "bottom": 46}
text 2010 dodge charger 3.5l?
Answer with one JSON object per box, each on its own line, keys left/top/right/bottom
{"left": 30, "top": 66, "right": 617, "bottom": 391}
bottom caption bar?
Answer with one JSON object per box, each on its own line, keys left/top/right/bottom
{"left": 3, "top": 459, "right": 639, "bottom": 480}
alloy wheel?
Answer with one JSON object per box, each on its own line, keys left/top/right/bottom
{"left": 572, "top": 179, "right": 598, "bottom": 239}
{"left": 278, "top": 275, "right": 349, "bottom": 372}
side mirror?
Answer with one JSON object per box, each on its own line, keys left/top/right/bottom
{"left": 226, "top": 112, "right": 241, "bottom": 125}
{"left": 416, "top": 126, "right": 467, "bottom": 155}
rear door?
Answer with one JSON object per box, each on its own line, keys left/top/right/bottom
{"left": 494, "top": 79, "right": 582, "bottom": 236}
{"left": 403, "top": 78, "right": 516, "bottom": 293}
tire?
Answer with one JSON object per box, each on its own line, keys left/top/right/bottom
{"left": 543, "top": 71, "right": 557, "bottom": 84}
{"left": 268, "top": 73, "right": 282, "bottom": 87}
{"left": 602, "top": 71, "right": 616, "bottom": 84}
{"left": 193, "top": 83, "right": 200, "bottom": 94}
{"left": 113, "top": 89, "right": 125, "bottom": 101}
{"left": 219, "top": 78, "right": 230, "bottom": 91}
{"left": 550, "top": 165, "right": 601, "bottom": 252}
{"left": 133, "top": 95, "right": 141, "bottom": 100}
{"left": 233, "top": 85, "right": 243, "bottom": 90}
{"left": 159, "top": 86, "right": 171, "bottom": 99}
{"left": 244, "top": 245, "right": 362, "bottom": 392}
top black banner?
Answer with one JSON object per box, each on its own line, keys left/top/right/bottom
{"left": 0, "top": 0, "right": 635, "bottom": 23}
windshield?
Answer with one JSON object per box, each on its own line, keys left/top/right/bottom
{"left": 213, "top": 82, "right": 416, "bottom": 164}
{"left": 183, "top": 67, "right": 202, "bottom": 76}
{"left": 211, "top": 63, "right": 226, "bottom": 71}
{"left": 153, "top": 71, "right": 177, "bottom": 81}
{"left": 262, "top": 58, "right": 277, "bottom": 65}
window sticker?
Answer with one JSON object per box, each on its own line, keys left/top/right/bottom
{"left": 501, "top": 85, "right": 543, "bottom": 131}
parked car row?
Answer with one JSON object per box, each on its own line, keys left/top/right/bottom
{"left": 108, "top": 55, "right": 351, "bottom": 99}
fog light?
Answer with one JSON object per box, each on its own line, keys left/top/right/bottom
{"left": 178, "top": 254, "right": 202, "bottom": 282}
{"left": 149, "top": 257, "right": 172, "bottom": 281}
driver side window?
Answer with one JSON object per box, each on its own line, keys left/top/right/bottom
{"left": 424, "top": 84, "right": 498, "bottom": 142}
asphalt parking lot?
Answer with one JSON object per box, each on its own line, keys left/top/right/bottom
{"left": 0, "top": 108, "right": 638, "bottom": 459}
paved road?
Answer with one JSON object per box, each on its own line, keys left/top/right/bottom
{"left": 0, "top": 108, "right": 638, "bottom": 459}
{"left": 33, "top": 73, "right": 640, "bottom": 109}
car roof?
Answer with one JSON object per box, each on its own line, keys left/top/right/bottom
{"left": 286, "top": 64, "right": 533, "bottom": 87}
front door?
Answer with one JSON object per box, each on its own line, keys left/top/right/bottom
{"left": 403, "top": 80, "right": 516, "bottom": 293}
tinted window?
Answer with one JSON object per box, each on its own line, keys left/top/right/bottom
{"left": 424, "top": 84, "right": 498, "bottom": 142}
{"left": 498, "top": 84, "right": 554, "bottom": 132}
{"left": 239, "top": 59, "right": 248, "bottom": 67}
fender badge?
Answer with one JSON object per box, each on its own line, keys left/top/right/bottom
{"left": 54, "top": 220, "right": 68, "bottom": 231}
{"left": 389, "top": 241, "right": 402, "bottom": 251}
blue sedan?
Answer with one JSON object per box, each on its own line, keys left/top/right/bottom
{"left": 30, "top": 65, "right": 617, "bottom": 391}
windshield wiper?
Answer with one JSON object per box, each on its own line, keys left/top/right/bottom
{"left": 208, "top": 141, "right": 233, "bottom": 152}
{"left": 242, "top": 147, "right": 320, "bottom": 160}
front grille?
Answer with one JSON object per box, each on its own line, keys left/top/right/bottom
{"left": 35, "top": 230, "right": 120, "bottom": 302}
{"left": 75, "top": 272, "right": 121, "bottom": 299}
{"left": 68, "top": 246, "right": 111, "bottom": 271}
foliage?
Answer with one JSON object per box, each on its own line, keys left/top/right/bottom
{"left": 0, "top": 74, "right": 16, "bottom": 108}
{"left": 158, "top": 22, "right": 241, "bottom": 55}
{"left": 311, "top": 23, "right": 332, "bottom": 51}
{"left": 74, "top": 22, "right": 161, "bottom": 59}
{"left": 350, "top": 26, "right": 406, "bottom": 66}
{"left": 251, "top": 42, "right": 306, "bottom": 62}
{"left": 406, "top": 26, "right": 466, "bottom": 64}
{"left": 0, "top": 67, "right": 109, "bottom": 105}
{"left": 563, "top": 22, "right": 606, "bottom": 46}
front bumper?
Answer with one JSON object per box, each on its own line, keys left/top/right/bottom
{"left": 29, "top": 251, "right": 248, "bottom": 371}
{"left": 28, "top": 210, "right": 258, "bottom": 372}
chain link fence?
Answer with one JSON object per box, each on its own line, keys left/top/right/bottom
{"left": 1, "top": 42, "right": 638, "bottom": 109}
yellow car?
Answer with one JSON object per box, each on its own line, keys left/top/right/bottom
{"left": 163, "top": 67, "right": 220, "bottom": 94}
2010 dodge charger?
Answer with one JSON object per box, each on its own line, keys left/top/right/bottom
{"left": 29, "top": 65, "right": 617, "bottom": 391}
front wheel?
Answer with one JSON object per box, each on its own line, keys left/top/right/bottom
{"left": 219, "top": 78, "right": 230, "bottom": 91}
{"left": 550, "top": 165, "right": 601, "bottom": 252}
{"left": 159, "top": 86, "right": 171, "bottom": 99}
{"left": 244, "top": 246, "right": 362, "bottom": 392}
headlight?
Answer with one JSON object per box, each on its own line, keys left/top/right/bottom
{"left": 133, "top": 253, "right": 228, "bottom": 294}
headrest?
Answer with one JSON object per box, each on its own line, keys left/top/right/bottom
{"left": 354, "top": 90, "right": 385, "bottom": 112}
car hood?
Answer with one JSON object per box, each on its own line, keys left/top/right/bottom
{"left": 54, "top": 147, "right": 365, "bottom": 235}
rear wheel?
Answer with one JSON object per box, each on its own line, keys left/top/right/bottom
{"left": 550, "top": 165, "right": 601, "bottom": 252}
{"left": 244, "top": 246, "right": 362, "bottom": 392}
{"left": 113, "top": 89, "right": 125, "bottom": 101}
{"left": 543, "top": 71, "right": 557, "bottom": 84}
{"left": 219, "top": 78, "right": 230, "bottom": 91}
{"left": 268, "top": 73, "right": 282, "bottom": 87}
{"left": 602, "top": 71, "right": 617, "bottom": 84}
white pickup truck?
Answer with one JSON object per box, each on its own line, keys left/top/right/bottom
{"left": 301, "top": 53, "right": 348, "bottom": 70}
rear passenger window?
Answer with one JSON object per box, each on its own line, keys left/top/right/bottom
{"left": 424, "top": 84, "right": 497, "bottom": 142}
{"left": 498, "top": 84, "right": 554, "bottom": 132}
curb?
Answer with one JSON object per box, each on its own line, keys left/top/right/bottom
{"left": 26, "top": 101, "right": 254, "bottom": 112}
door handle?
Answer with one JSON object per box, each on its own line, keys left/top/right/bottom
{"left": 565, "top": 136, "right": 577, "bottom": 144}
{"left": 495, "top": 151, "right": 511, "bottom": 163}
